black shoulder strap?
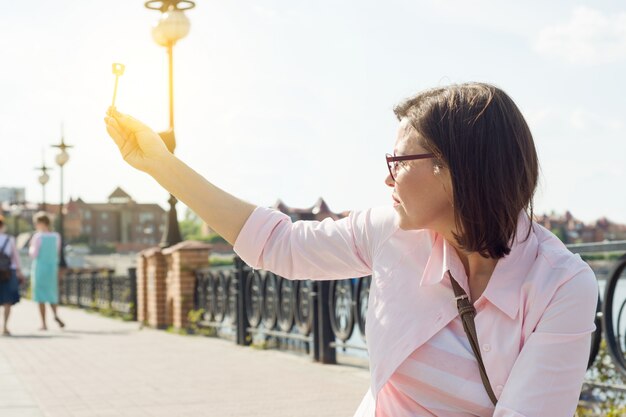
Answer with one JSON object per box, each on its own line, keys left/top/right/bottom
{"left": 448, "top": 270, "right": 498, "bottom": 405}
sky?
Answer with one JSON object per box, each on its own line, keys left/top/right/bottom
{"left": 1, "top": 0, "right": 625, "bottom": 223}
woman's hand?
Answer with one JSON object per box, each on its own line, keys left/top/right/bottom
{"left": 105, "top": 107, "right": 257, "bottom": 246}
{"left": 104, "top": 107, "right": 170, "bottom": 173}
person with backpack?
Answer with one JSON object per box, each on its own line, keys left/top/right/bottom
{"left": 0, "top": 214, "right": 25, "bottom": 336}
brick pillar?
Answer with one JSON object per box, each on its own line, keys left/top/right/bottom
{"left": 143, "top": 247, "right": 168, "bottom": 329}
{"left": 163, "top": 241, "right": 212, "bottom": 330}
{"left": 135, "top": 253, "right": 148, "bottom": 324}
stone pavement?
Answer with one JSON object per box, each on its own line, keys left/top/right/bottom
{"left": 0, "top": 300, "right": 369, "bottom": 417}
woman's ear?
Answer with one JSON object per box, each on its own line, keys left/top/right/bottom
{"left": 434, "top": 165, "right": 454, "bottom": 207}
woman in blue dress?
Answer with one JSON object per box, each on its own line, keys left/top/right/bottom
{"left": 0, "top": 215, "right": 25, "bottom": 336}
{"left": 29, "top": 212, "right": 65, "bottom": 330}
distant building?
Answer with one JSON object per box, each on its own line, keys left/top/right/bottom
{"left": 44, "top": 187, "right": 167, "bottom": 252}
{"left": 0, "top": 187, "right": 26, "bottom": 204}
{"left": 536, "top": 211, "right": 626, "bottom": 243}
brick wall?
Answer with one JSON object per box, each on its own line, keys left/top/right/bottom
{"left": 163, "top": 241, "right": 212, "bottom": 329}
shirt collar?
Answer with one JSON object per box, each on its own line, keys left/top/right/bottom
{"left": 419, "top": 212, "right": 539, "bottom": 320}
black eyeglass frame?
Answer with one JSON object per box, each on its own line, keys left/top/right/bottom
{"left": 386, "top": 152, "right": 436, "bottom": 181}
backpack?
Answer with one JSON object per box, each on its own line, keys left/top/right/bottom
{"left": 0, "top": 236, "right": 12, "bottom": 282}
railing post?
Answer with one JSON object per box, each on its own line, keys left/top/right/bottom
{"left": 312, "top": 282, "right": 320, "bottom": 362}
{"left": 107, "top": 270, "right": 114, "bottom": 310}
{"left": 235, "top": 257, "right": 251, "bottom": 346}
{"left": 193, "top": 270, "right": 201, "bottom": 311}
{"left": 77, "top": 270, "right": 83, "bottom": 308}
{"left": 61, "top": 269, "right": 68, "bottom": 304}
{"left": 128, "top": 267, "right": 138, "bottom": 321}
{"left": 65, "top": 270, "right": 72, "bottom": 304}
{"left": 90, "top": 270, "right": 98, "bottom": 309}
{"left": 316, "top": 280, "right": 336, "bottom": 364}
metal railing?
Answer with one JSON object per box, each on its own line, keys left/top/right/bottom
{"left": 194, "top": 259, "right": 370, "bottom": 363}
{"left": 60, "top": 268, "right": 137, "bottom": 320}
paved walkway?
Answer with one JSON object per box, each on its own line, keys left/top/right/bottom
{"left": 0, "top": 300, "right": 369, "bottom": 417}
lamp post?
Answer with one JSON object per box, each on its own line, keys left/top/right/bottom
{"left": 145, "top": 0, "right": 194, "bottom": 248}
{"left": 52, "top": 131, "right": 72, "bottom": 268}
{"left": 35, "top": 154, "right": 52, "bottom": 211}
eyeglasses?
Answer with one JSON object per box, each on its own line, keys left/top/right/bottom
{"left": 386, "top": 152, "right": 435, "bottom": 181}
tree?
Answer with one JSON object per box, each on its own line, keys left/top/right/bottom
{"left": 180, "top": 208, "right": 203, "bottom": 241}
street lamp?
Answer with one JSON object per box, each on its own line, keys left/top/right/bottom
{"left": 51, "top": 129, "right": 72, "bottom": 268}
{"left": 145, "top": 0, "right": 195, "bottom": 248}
{"left": 35, "top": 152, "right": 52, "bottom": 211}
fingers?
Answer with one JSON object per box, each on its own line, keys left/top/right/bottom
{"left": 104, "top": 116, "right": 127, "bottom": 150}
{"left": 106, "top": 107, "right": 152, "bottom": 135}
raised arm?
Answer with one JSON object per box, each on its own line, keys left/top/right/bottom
{"left": 104, "top": 109, "right": 255, "bottom": 245}
{"left": 104, "top": 109, "right": 398, "bottom": 280}
{"left": 234, "top": 205, "right": 397, "bottom": 280}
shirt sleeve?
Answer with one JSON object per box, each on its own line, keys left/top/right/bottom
{"left": 233, "top": 205, "right": 398, "bottom": 280}
{"left": 9, "top": 237, "right": 21, "bottom": 270}
{"left": 493, "top": 267, "right": 598, "bottom": 417}
{"left": 29, "top": 233, "right": 41, "bottom": 259}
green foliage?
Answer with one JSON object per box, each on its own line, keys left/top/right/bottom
{"left": 166, "top": 326, "right": 190, "bottom": 335}
{"left": 209, "top": 255, "right": 234, "bottom": 267}
{"left": 180, "top": 208, "right": 204, "bottom": 241}
{"left": 179, "top": 208, "right": 230, "bottom": 244}
{"left": 90, "top": 243, "right": 116, "bottom": 254}
{"left": 205, "top": 234, "right": 227, "bottom": 244}
{"left": 185, "top": 308, "right": 217, "bottom": 337}
{"left": 187, "top": 308, "right": 204, "bottom": 324}
{"left": 180, "top": 218, "right": 202, "bottom": 241}
{"left": 80, "top": 304, "right": 134, "bottom": 322}
{"left": 577, "top": 340, "right": 626, "bottom": 416}
{"left": 4, "top": 217, "right": 33, "bottom": 235}
{"left": 68, "top": 234, "right": 91, "bottom": 245}
{"left": 182, "top": 232, "right": 228, "bottom": 244}
{"left": 552, "top": 227, "right": 566, "bottom": 242}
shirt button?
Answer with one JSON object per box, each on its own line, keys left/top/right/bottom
{"left": 496, "top": 385, "right": 504, "bottom": 391}
{"left": 435, "top": 312, "right": 442, "bottom": 322}
{"left": 482, "top": 344, "right": 491, "bottom": 352}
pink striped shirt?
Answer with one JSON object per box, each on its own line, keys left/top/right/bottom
{"left": 377, "top": 294, "right": 495, "bottom": 416}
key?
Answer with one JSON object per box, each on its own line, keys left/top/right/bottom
{"left": 111, "top": 63, "right": 125, "bottom": 108}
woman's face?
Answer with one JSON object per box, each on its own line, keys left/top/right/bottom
{"left": 385, "top": 119, "right": 455, "bottom": 233}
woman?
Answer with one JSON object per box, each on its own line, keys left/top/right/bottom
{"left": 29, "top": 212, "right": 65, "bottom": 330}
{"left": 105, "top": 83, "right": 597, "bottom": 416}
{"left": 0, "top": 215, "right": 25, "bottom": 336}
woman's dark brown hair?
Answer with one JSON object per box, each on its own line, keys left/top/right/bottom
{"left": 394, "top": 83, "right": 538, "bottom": 259}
